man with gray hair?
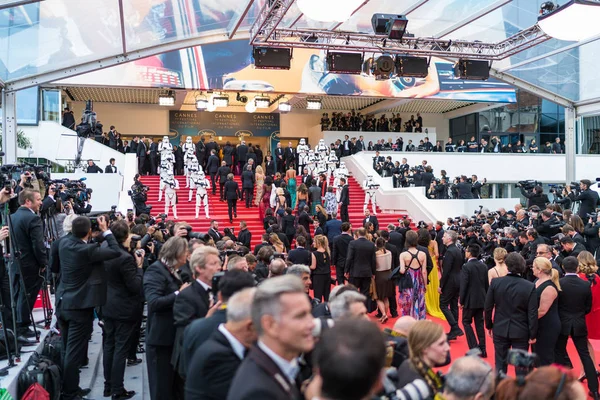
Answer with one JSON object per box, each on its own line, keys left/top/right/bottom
{"left": 442, "top": 356, "right": 495, "bottom": 400}
{"left": 186, "top": 288, "right": 258, "bottom": 400}
{"left": 227, "top": 275, "right": 315, "bottom": 400}
{"left": 329, "top": 290, "right": 369, "bottom": 321}
{"left": 286, "top": 264, "right": 312, "bottom": 294}
{"left": 227, "top": 255, "right": 249, "bottom": 272}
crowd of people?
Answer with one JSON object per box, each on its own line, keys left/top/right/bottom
{"left": 320, "top": 110, "right": 426, "bottom": 133}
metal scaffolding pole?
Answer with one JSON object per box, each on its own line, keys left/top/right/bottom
{"left": 1, "top": 90, "right": 18, "bottom": 164}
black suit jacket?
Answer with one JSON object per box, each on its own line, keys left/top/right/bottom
{"left": 186, "top": 328, "right": 244, "bottom": 400}
{"left": 345, "top": 237, "right": 376, "bottom": 277}
{"left": 389, "top": 231, "right": 404, "bottom": 252}
{"left": 57, "top": 233, "right": 120, "bottom": 311}
{"left": 440, "top": 244, "right": 463, "bottom": 292}
{"left": 224, "top": 180, "right": 239, "bottom": 201}
{"left": 206, "top": 155, "right": 220, "bottom": 174}
{"left": 227, "top": 345, "right": 301, "bottom": 400}
{"left": 136, "top": 141, "right": 147, "bottom": 159}
{"left": 385, "top": 242, "right": 400, "bottom": 270}
{"left": 573, "top": 189, "right": 599, "bottom": 218}
{"left": 265, "top": 160, "right": 276, "bottom": 176}
{"left": 182, "top": 308, "right": 227, "bottom": 377}
{"left": 332, "top": 234, "right": 353, "bottom": 267}
{"left": 287, "top": 248, "right": 312, "bottom": 266}
{"left": 12, "top": 206, "right": 47, "bottom": 270}
{"left": 362, "top": 216, "right": 379, "bottom": 232}
{"left": 208, "top": 227, "right": 224, "bottom": 242}
{"left": 484, "top": 274, "right": 538, "bottom": 340}
{"left": 340, "top": 185, "right": 350, "bottom": 206}
{"left": 104, "top": 165, "right": 117, "bottom": 173}
{"left": 281, "top": 215, "right": 297, "bottom": 237}
{"left": 217, "top": 166, "right": 231, "bottom": 183}
{"left": 298, "top": 211, "right": 312, "bottom": 234}
{"left": 459, "top": 259, "right": 489, "bottom": 309}
{"left": 241, "top": 170, "right": 255, "bottom": 189}
{"left": 558, "top": 275, "right": 592, "bottom": 336}
{"left": 101, "top": 246, "right": 143, "bottom": 321}
{"left": 236, "top": 145, "right": 248, "bottom": 163}
{"left": 143, "top": 260, "right": 183, "bottom": 346}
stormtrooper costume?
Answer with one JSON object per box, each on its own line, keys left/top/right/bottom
{"left": 305, "top": 150, "right": 317, "bottom": 177}
{"left": 182, "top": 136, "right": 196, "bottom": 187}
{"left": 333, "top": 161, "right": 349, "bottom": 202}
{"left": 296, "top": 138, "right": 310, "bottom": 174}
{"left": 363, "top": 175, "right": 378, "bottom": 215}
{"left": 315, "top": 158, "right": 328, "bottom": 179}
{"left": 326, "top": 151, "right": 339, "bottom": 184}
{"left": 158, "top": 155, "right": 175, "bottom": 202}
{"left": 158, "top": 135, "right": 174, "bottom": 157}
{"left": 162, "top": 171, "right": 179, "bottom": 219}
{"left": 189, "top": 170, "right": 211, "bottom": 219}
{"left": 315, "top": 139, "right": 329, "bottom": 160}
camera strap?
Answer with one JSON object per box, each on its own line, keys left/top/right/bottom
{"left": 249, "top": 347, "right": 299, "bottom": 398}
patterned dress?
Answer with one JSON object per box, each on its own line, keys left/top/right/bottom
{"left": 324, "top": 191, "right": 338, "bottom": 216}
{"left": 255, "top": 174, "right": 264, "bottom": 206}
{"left": 398, "top": 250, "right": 427, "bottom": 320}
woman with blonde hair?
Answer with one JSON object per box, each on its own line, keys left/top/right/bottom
{"left": 274, "top": 187, "right": 287, "bottom": 217}
{"left": 254, "top": 165, "right": 265, "bottom": 207}
{"left": 577, "top": 251, "right": 600, "bottom": 381}
{"left": 396, "top": 320, "right": 449, "bottom": 397}
{"left": 269, "top": 233, "right": 285, "bottom": 254}
{"left": 286, "top": 168, "right": 297, "bottom": 209}
{"left": 532, "top": 257, "right": 561, "bottom": 366}
{"left": 488, "top": 247, "right": 508, "bottom": 284}
{"left": 374, "top": 238, "right": 394, "bottom": 323}
{"left": 310, "top": 235, "right": 331, "bottom": 302}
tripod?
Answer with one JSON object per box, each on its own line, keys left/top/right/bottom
{"left": 39, "top": 208, "right": 57, "bottom": 330}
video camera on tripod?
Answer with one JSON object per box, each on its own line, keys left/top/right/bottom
{"left": 75, "top": 100, "right": 103, "bottom": 139}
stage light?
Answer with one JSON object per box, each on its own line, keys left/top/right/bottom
{"left": 246, "top": 102, "right": 257, "bottom": 113}
{"left": 306, "top": 98, "right": 322, "bottom": 110}
{"left": 254, "top": 95, "right": 270, "bottom": 108}
{"left": 396, "top": 56, "right": 429, "bottom": 78}
{"left": 196, "top": 97, "right": 208, "bottom": 111}
{"left": 279, "top": 100, "right": 292, "bottom": 113}
{"left": 213, "top": 95, "right": 229, "bottom": 108}
{"left": 372, "top": 54, "right": 396, "bottom": 80}
{"left": 371, "top": 14, "right": 408, "bottom": 40}
{"left": 297, "top": 0, "right": 364, "bottom": 22}
{"left": 538, "top": 0, "right": 600, "bottom": 41}
{"left": 158, "top": 90, "right": 175, "bottom": 107}
{"left": 454, "top": 59, "right": 490, "bottom": 80}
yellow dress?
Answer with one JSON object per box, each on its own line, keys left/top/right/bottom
{"left": 425, "top": 242, "right": 446, "bottom": 320}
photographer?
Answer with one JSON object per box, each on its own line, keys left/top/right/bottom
{"left": 452, "top": 176, "right": 474, "bottom": 199}
{"left": 567, "top": 179, "right": 600, "bottom": 219}
{"left": 101, "top": 220, "right": 144, "bottom": 399}
{"left": 471, "top": 175, "right": 487, "bottom": 199}
{"left": 372, "top": 151, "right": 385, "bottom": 176}
{"left": 534, "top": 210, "right": 563, "bottom": 240}
{"left": 518, "top": 183, "right": 548, "bottom": 210}
{"left": 131, "top": 183, "right": 151, "bottom": 215}
{"left": 584, "top": 213, "right": 600, "bottom": 256}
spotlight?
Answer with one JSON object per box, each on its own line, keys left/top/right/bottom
{"left": 196, "top": 95, "right": 208, "bottom": 111}
{"left": 245, "top": 102, "right": 257, "bottom": 113}
{"left": 306, "top": 98, "right": 322, "bottom": 110}
{"left": 236, "top": 92, "right": 248, "bottom": 103}
{"left": 454, "top": 59, "right": 490, "bottom": 80}
{"left": 254, "top": 95, "right": 270, "bottom": 108}
{"left": 371, "top": 13, "right": 408, "bottom": 40}
{"left": 279, "top": 100, "right": 292, "bottom": 113}
{"left": 158, "top": 90, "right": 175, "bottom": 106}
{"left": 372, "top": 54, "right": 396, "bottom": 80}
{"left": 213, "top": 95, "right": 229, "bottom": 107}
{"left": 395, "top": 56, "right": 429, "bottom": 78}
{"left": 538, "top": 0, "right": 600, "bottom": 41}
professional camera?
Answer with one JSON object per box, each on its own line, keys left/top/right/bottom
{"left": 515, "top": 180, "right": 541, "bottom": 190}
{"left": 129, "top": 184, "right": 151, "bottom": 215}
{"left": 75, "top": 100, "right": 103, "bottom": 138}
{"left": 184, "top": 226, "right": 210, "bottom": 242}
{"left": 367, "top": 183, "right": 381, "bottom": 190}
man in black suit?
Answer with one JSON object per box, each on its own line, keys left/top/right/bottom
{"left": 121, "top": 140, "right": 130, "bottom": 154}
{"left": 554, "top": 256, "right": 599, "bottom": 398}
{"left": 264, "top": 155, "right": 276, "bottom": 176}
{"left": 208, "top": 220, "right": 223, "bottom": 243}
{"left": 86, "top": 159, "right": 103, "bottom": 173}
{"left": 324, "top": 213, "right": 342, "bottom": 245}
{"left": 205, "top": 137, "right": 219, "bottom": 159}
{"left": 217, "top": 161, "right": 231, "bottom": 201}
{"left": 339, "top": 177, "right": 350, "bottom": 223}
{"left": 186, "top": 287, "right": 256, "bottom": 400}
{"left": 389, "top": 223, "right": 405, "bottom": 252}
{"left": 342, "top": 134, "right": 352, "bottom": 156}
{"left": 105, "top": 158, "right": 117, "bottom": 173}
{"left": 284, "top": 141, "right": 296, "bottom": 170}
{"left": 556, "top": 237, "right": 586, "bottom": 266}
{"left": 206, "top": 149, "right": 220, "bottom": 195}
{"left": 227, "top": 275, "right": 314, "bottom": 400}
{"left": 172, "top": 246, "right": 221, "bottom": 379}
{"left": 236, "top": 141, "right": 248, "bottom": 174}
{"left": 440, "top": 230, "right": 464, "bottom": 340}
{"left": 274, "top": 142, "right": 285, "bottom": 173}
{"left": 108, "top": 126, "right": 117, "bottom": 150}
{"left": 298, "top": 205, "right": 312, "bottom": 234}
{"left": 484, "top": 253, "right": 538, "bottom": 374}
{"left": 223, "top": 174, "right": 239, "bottom": 223}
{"left": 453, "top": 175, "right": 474, "bottom": 199}
{"left": 11, "top": 190, "right": 47, "bottom": 338}
{"left": 568, "top": 179, "right": 600, "bottom": 219}
{"left": 149, "top": 139, "right": 158, "bottom": 175}
{"left": 287, "top": 235, "right": 312, "bottom": 266}
{"left": 57, "top": 215, "right": 121, "bottom": 400}
{"left": 237, "top": 221, "right": 252, "bottom": 249}
{"left": 136, "top": 136, "right": 148, "bottom": 175}
{"left": 241, "top": 165, "right": 255, "bottom": 208}
{"left": 362, "top": 209, "right": 379, "bottom": 232}
{"left": 470, "top": 175, "right": 486, "bottom": 199}
{"left": 459, "top": 244, "right": 489, "bottom": 357}
{"left": 101, "top": 221, "right": 143, "bottom": 400}
{"left": 332, "top": 223, "right": 353, "bottom": 285}
{"left": 345, "top": 228, "right": 376, "bottom": 296}
{"left": 182, "top": 270, "right": 255, "bottom": 376}
{"left": 195, "top": 137, "right": 207, "bottom": 169}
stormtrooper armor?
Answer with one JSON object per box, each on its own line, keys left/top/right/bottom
{"left": 182, "top": 136, "right": 196, "bottom": 186}
{"left": 363, "top": 175, "right": 378, "bottom": 215}
{"left": 162, "top": 172, "right": 179, "bottom": 219}
{"left": 189, "top": 171, "right": 211, "bottom": 219}
{"left": 305, "top": 150, "right": 317, "bottom": 176}
{"left": 158, "top": 155, "right": 175, "bottom": 201}
{"left": 296, "top": 138, "right": 310, "bottom": 174}
{"left": 315, "top": 158, "right": 328, "bottom": 179}
{"left": 315, "top": 139, "right": 329, "bottom": 160}
{"left": 158, "top": 135, "right": 173, "bottom": 156}
{"left": 333, "top": 161, "right": 349, "bottom": 202}
{"left": 326, "top": 151, "right": 339, "bottom": 183}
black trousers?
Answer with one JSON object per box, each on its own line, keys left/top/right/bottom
{"left": 103, "top": 318, "right": 136, "bottom": 395}
{"left": 462, "top": 308, "right": 485, "bottom": 351}
{"left": 493, "top": 335, "right": 529, "bottom": 374}
{"left": 312, "top": 274, "right": 331, "bottom": 303}
{"left": 350, "top": 277, "right": 371, "bottom": 297}
{"left": 244, "top": 188, "right": 253, "bottom": 208}
{"left": 555, "top": 331, "right": 599, "bottom": 393}
{"left": 227, "top": 199, "right": 237, "bottom": 221}
{"left": 146, "top": 344, "right": 176, "bottom": 400}
{"left": 210, "top": 173, "right": 217, "bottom": 194}
{"left": 335, "top": 264, "right": 346, "bottom": 285}
{"left": 127, "top": 304, "right": 144, "bottom": 360}
{"left": 59, "top": 308, "right": 94, "bottom": 400}
{"left": 0, "top": 262, "right": 12, "bottom": 332}
{"left": 388, "top": 288, "right": 398, "bottom": 316}
{"left": 219, "top": 182, "right": 225, "bottom": 200}
{"left": 150, "top": 155, "right": 158, "bottom": 175}
{"left": 341, "top": 204, "right": 349, "bottom": 223}
{"left": 440, "top": 287, "right": 460, "bottom": 331}
{"left": 16, "top": 265, "right": 43, "bottom": 328}
{"left": 138, "top": 157, "right": 146, "bottom": 175}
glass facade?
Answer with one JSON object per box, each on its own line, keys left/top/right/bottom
{"left": 41, "top": 89, "right": 60, "bottom": 123}
{"left": 450, "top": 89, "right": 565, "bottom": 150}
{"left": 0, "top": 86, "right": 39, "bottom": 125}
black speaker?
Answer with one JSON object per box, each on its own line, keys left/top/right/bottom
{"left": 327, "top": 52, "right": 363, "bottom": 74}
{"left": 396, "top": 56, "right": 429, "bottom": 78}
{"left": 455, "top": 59, "right": 489, "bottom": 80}
{"left": 253, "top": 47, "right": 292, "bottom": 70}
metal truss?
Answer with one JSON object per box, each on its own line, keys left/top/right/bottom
{"left": 249, "top": 1, "right": 551, "bottom": 61}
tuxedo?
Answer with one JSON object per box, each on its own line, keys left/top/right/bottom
{"left": 345, "top": 237, "right": 376, "bottom": 296}
{"left": 208, "top": 228, "right": 223, "bottom": 243}
{"left": 136, "top": 141, "right": 148, "bottom": 174}
{"left": 332, "top": 234, "right": 352, "bottom": 284}
{"left": 265, "top": 160, "right": 276, "bottom": 176}
{"left": 182, "top": 308, "right": 227, "bottom": 377}
{"left": 105, "top": 164, "right": 117, "bottom": 173}
{"left": 284, "top": 147, "right": 295, "bottom": 168}
{"left": 287, "top": 247, "right": 312, "bottom": 267}
{"left": 362, "top": 215, "right": 379, "bottom": 232}
{"left": 459, "top": 258, "right": 489, "bottom": 352}
{"left": 339, "top": 185, "right": 350, "bottom": 223}
{"left": 274, "top": 147, "right": 285, "bottom": 173}
{"left": 196, "top": 140, "right": 207, "bottom": 166}
{"left": 440, "top": 244, "right": 463, "bottom": 333}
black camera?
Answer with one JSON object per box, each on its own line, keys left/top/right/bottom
{"left": 211, "top": 271, "right": 225, "bottom": 298}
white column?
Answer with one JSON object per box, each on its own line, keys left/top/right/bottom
{"left": 492, "top": 183, "right": 497, "bottom": 199}
{"left": 2, "top": 89, "right": 17, "bottom": 164}
{"left": 565, "top": 107, "right": 576, "bottom": 184}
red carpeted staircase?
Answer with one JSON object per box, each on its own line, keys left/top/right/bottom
{"left": 139, "top": 174, "right": 411, "bottom": 248}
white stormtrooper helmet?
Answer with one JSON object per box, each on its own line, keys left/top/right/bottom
{"left": 340, "top": 161, "right": 346, "bottom": 168}
{"left": 300, "top": 138, "right": 306, "bottom": 146}
{"left": 308, "top": 150, "right": 314, "bottom": 155}
{"left": 318, "top": 139, "right": 325, "bottom": 146}
{"left": 198, "top": 171, "right": 206, "bottom": 180}
{"left": 186, "top": 136, "right": 192, "bottom": 144}
{"left": 162, "top": 136, "right": 170, "bottom": 144}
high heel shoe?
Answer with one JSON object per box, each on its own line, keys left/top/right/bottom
{"left": 379, "top": 315, "right": 388, "bottom": 324}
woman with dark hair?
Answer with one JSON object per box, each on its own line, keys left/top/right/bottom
{"left": 259, "top": 180, "right": 272, "bottom": 221}
{"left": 418, "top": 229, "right": 444, "bottom": 320}
{"left": 496, "top": 366, "right": 586, "bottom": 400}
{"left": 297, "top": 183, "right": 309, "bottom": 213}
{"left": 281, "top": 207, "right": 296, "bottom": 245}
{"left": 375, "top": 238, "right": 394, "bottom": 323}
{"left": 310, "top": 235, "right": 331, "bottom": 302}
{"left": 577, "top": 251, "right": 600, "bottom": 381}
{"left": 398, "top": 230, "right": 427, "bottom": 319}
{"left": 263, "top": 208, "right": 277, "bottom": 231}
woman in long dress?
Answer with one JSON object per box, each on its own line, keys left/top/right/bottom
{"left": 398, "top": 231, "right": 427, "bottom": 320}
{"left": 375, "top": 238, "right": 394, "bottom": 324}
{"left": 418, "top": 229, "right": 445, "bottom": 320}
{"left": 259, "top": 183, "right": 272, "bottom": 221}
{"left": 286, "top": 168, "right": 297, "bottom": 210}
{"left": 324, "top": 186, "right": 338, "bottom": 216}
{"left": 255, "top": 166, "right": 265, "bottom": 207}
